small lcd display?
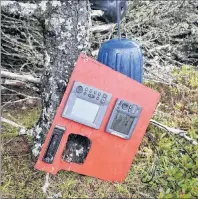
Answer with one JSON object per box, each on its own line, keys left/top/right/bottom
{"left": 71, "top": 98, "right": 100, "bottom": 123}
{"left": 110, "top": 111, "right": 135, "bottom": 135}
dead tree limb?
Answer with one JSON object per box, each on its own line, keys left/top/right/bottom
{"left": 150, "top": 119, "right": 198, "bottom": 145}
{"left": 90, "top": 24, "right": 115, "bottom": 33}
{"left": 1, "top": 117, "right": 25, "bottom": 129}
{"left": 1, "top": 1, "right": 48, "bottom": 17}
{"left": 1, "top": 79, "right": 26, "bottom": 87}
{"left": 91, "top": 10, "right": 104, "bottom": 18}
{"left": 1, "top": 71, "right": 40, "bottom": 84}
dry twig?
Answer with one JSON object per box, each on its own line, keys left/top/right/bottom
{"left": 1, "top": 70, "right": 40, "bottom": 84}
{"left": 90, "top": 24, "right": 115, "bottom": 33}
{"left": 150, "top": 119, "right": 198, "bottom": 145}
{"left": 1, "top": 117, "right": 25, "bottom": 129}
{"left": 1, "top": 117, "right": 27, "bottom": 136}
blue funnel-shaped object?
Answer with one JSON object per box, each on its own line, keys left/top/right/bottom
{"left": 97, "top": 38, "right": 143, "bottom": 83}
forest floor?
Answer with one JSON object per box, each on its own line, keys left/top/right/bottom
{"left": 1, "top": 66, "right": 198, "bottom": 199}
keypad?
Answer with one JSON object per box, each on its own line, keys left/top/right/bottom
{"left": 122, "top": 103, "right": 129, "bottom": 110}
{"left": 74, "top": 83, "right": 110, "bottom": 105}
{"left": 88, "top": 94, "right": 95, "bottom": 98}
{"left": 116, "top": 100, "right": 141, "bottom": 116}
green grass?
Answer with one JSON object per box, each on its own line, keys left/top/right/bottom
{"left": 2, "top": 107, "right": 41, "bottom": 129}
{"left": 1, "top": 66, "right": 198, "bottom": 198}
{"left": 145, "top": 66, "right": 198, "bottom": 198}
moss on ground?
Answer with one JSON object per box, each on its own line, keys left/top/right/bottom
{"left": 1, "top": 66, "right": 198, "bottom": 198}
{"left": 2, "top": 107, "right": 40, "bottom": 129}
{"left": 145, "top": 66, "right": 198, "bottom": 198}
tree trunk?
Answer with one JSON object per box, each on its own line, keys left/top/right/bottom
{"left": 31, "top": 1, "right": 91, "bottom": 157}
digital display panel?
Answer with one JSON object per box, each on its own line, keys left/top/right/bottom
{"left": 110, "top": 112, "right": 135, "bottom": 135}
{"left": 71, "top": 98, "right": 100, "bottom": 123}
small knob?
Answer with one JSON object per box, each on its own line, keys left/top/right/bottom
{"left": 76, "top": 86, "right": 83, "bottom": 93}
{"left": 122, "top": 103, "right": 128, "bottom": 110}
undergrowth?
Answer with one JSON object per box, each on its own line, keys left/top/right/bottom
{"left": 145, "top": 66, "right": 198, "bottom": 198}
{"left": 1, "top": 66, "right": 198, "bottom": 198}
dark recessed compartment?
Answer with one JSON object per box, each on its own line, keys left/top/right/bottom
{"left": 43, "top": 126, "right": 65, "bottom": 164}
{"left": 62, "top": 134, "right": 91, "bottom": 164}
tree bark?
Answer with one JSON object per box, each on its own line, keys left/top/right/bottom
{"left": 31, "top": 1, "right": 91, "bottom": 157}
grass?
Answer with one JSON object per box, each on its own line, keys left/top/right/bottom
{"left": 1, "top": 66, "right": 198, "bottom": 198}
{"left": 145, "top": 66, "right": 198, "bottom": 198}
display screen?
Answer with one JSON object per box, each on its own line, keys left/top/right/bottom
{"left": 71, "top": 98, "right": 100, "bottom": 123}
{"left": 110, "top": 111, "right": 135, "bottom": 135}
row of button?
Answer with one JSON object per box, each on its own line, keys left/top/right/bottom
{"left": 118, "top": 101, "right": 139, "bottom": 114}
{"left": 85, "top": 87, "right": 99, "bottom": 95}
{"left": 76, "top": 86, "right": 139, "bottom": 110}
{"left": 77, "top": 86, "right": 139, "bottom": 113}
{"left": 76, "top": 85, "right": 106, "bottom": 96}
{"left": 76, "top": 85, "right": 107, "bottom": 104}
{"left": 100, "top": 93, "right": 107, "bottom": 104}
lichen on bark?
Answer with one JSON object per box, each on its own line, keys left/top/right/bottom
{"left": 32, "top": 0, "right": 91, "bottom": 157}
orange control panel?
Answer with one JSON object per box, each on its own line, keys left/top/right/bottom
{"left": 35, "top": 53, "right": 160, "bottom": 182}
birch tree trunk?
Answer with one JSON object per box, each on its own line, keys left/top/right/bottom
{"left": 31, "top": 1, "right": 91, "bottom": 156}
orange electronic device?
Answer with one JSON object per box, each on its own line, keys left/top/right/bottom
{"left": 35, "top": 53, "right": 160, "bottom": 182}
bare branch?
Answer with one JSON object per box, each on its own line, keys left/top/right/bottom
{"left": 2, "top": 97, "right": 41, "bottom": 109}
{"left": 150, "top": 119, "right": 198, "bottom": 145}
{"left": 1, "top": 70, "right": 40, "bottom": 84}
{"left": 1, "top": 79, "right": 26, "bottom": 87}
{"left": 91, "top": 10, "right": 104, "bottom": 18}
{"left": 1, "top": 1, "right": 38, "bottom": 17}
{"left": 1, "top": 117, "right": 25, "bottom": 129}
{"left": 1, "top": 1, "right": 48, "bottom": 17}
{"left": 90, "top": 24, "right": 115, "bottom": 33}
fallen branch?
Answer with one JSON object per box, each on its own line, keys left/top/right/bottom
{"left": 1, "top": 1, "right": 49, "bottom": 18}
{"left": 1, "top": 117, "right": 25, "bottom": 129}
{"left": 150, "top": 119, "right": 198, "bottom": 145}
{"left": 91, "top": 10, "right": 104, "bottom": 18}
{"left": 136, "top": 191, "right": 153, "bottom": 199}
{"left": 1, "top": 85, "right": 41, "bottom": 108}
{"left": 1, "top": 79, "right": 26, "bottom": 87}
{"left": 42, "top": 173, "right": 50, "bottom": 194}
{"left": 1, "top": 79, "right": 39, "bottom": 92}
{"left": 2, "top": 97, "right": 41, "bottom": 109}
{"left": 2, "top": 85, "right": 37, "bottom": 98}
{"left": 1, "top": 1, "right": 38, "bottom": 17}
{"left": 90, "top": 24, "right": 115, "bottom": 33}
{"left": 1, "top": 70, "right": 40, "bottom": 84}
